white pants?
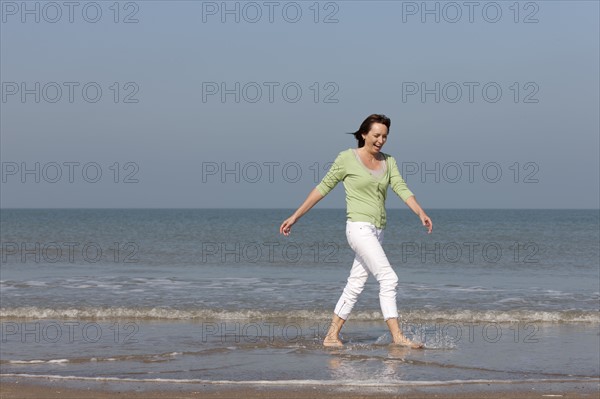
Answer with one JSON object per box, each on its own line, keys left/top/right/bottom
{"left": 334, "top": 221, "right": 399, "bottom": 321}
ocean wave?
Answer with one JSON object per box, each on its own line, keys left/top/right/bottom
{"left": 0, "top": 306, "right": 598, "bottom": 323}
{"left": 1, "top": 373, "right": 598, "bottom": 387}
{"left": 8, "top": 359, "right": 69, "bottom": 364}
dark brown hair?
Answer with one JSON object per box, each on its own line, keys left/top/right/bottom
{"left": 350, "top": 114, "right": 391, "bottom": 148}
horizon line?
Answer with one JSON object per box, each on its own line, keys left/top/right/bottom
{"left": 1, "top": 207, "right": 599, "bottom": 211}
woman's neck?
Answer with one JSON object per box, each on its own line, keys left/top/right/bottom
{"left": 358, "top": 147, "right": 382, "bottom": 161}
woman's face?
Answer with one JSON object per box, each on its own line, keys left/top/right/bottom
{"left": 362, "top": 123, "right": 388, "bottom": 154}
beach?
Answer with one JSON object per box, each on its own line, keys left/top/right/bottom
{"left": 1, "top": 209, "right": 598, "bottom": 396}
{"left": 1, "top": 379, "right": 598, "bottom": 398}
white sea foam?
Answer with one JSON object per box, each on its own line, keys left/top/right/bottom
{"left": 0, "top": 306, "right": 598, "bottom": 323}
{"left": 9, "top": 359, "right": 69, "bottom": 364}
{"left": 1, "top": 373, "right": 597, "bottom": 387}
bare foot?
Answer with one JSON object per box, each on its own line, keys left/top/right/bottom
{"left": 323, "top": 336, "right": 343, "bottom": 347}
{"left": 392, "top": 334, "right": 424, "bottom": 349}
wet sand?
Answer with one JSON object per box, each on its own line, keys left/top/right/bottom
{"left": 1, "top": 380, "right": 598, "bottom": 399}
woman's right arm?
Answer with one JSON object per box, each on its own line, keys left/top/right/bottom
{"left": 280, "top": 151, "right": 346, "bottom": 236}
{"left": 279, "top": 188, "right": 324, "bottom": 236}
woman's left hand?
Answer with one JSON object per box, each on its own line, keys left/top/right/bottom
{"left": 279, "top": 216, "right": 297, "bottom": 236}
{"left": 420, "top": 213, "right": 432, "bottom": 234}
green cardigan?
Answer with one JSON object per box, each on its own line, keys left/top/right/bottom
{"left": 315, "top": 148, "right": 414, "bottom": 229}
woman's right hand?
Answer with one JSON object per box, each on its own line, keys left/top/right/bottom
{"left": 279, "top": 216, "right": 297, "bottom": 236}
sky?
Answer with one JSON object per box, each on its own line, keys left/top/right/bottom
{"left": 1, "top": 0, "right": 599, "bottom": 209}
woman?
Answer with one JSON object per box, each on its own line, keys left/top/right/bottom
{"left": 279, "top": 114, "right": 432, "bottom": 348}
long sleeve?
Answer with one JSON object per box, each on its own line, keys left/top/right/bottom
{"left": 388, "top": 156, "right": 414, "bottom": 202}
{"left": 315, "top": 152, "right": 346, "bottom": 197}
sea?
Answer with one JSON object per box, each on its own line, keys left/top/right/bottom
{"left": 1, "top": 209, "right": 598, "bottom": 393}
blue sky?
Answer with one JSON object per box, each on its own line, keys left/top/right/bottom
{"left": 1, "top": 0, "right": 598, "bottom": 208}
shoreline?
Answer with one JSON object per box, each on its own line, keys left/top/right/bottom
{"left": 1, "top": 377, "right": 598, "bottom": 399}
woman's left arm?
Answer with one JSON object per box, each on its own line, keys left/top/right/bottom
{"left": 388, "top": 155, "right": 432, "bottom": 234}
{"left": 404, "top": 196, "right": 432, "bottom": 234}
